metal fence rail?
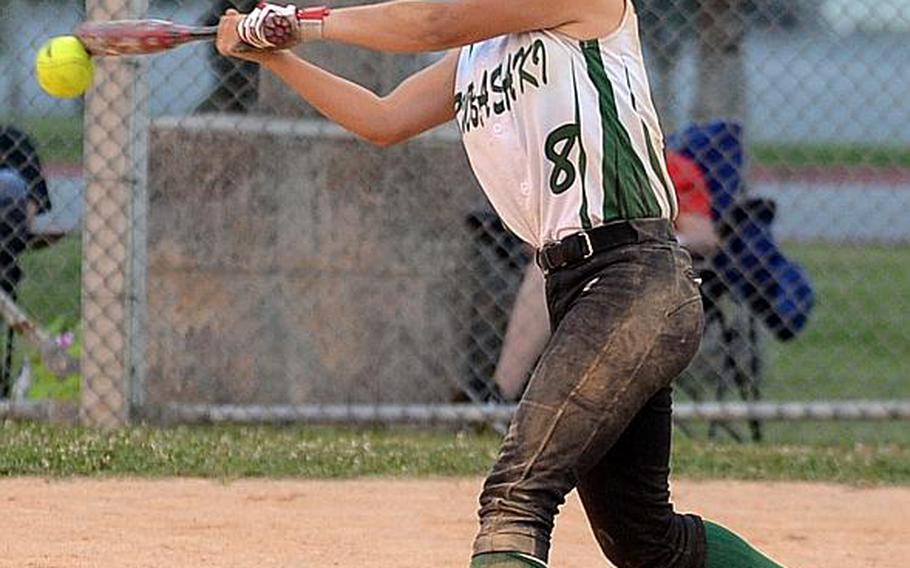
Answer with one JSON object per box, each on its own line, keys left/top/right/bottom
{"left": 147, "top": 400, "right": 910, "bottom": 425}
{"left": 6, "top": 399, "right": 910, "bottom": 426}
{"left": 0, "top": 0, "right": 907, "bottom": 438}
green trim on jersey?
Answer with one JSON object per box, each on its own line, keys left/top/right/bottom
{"left": 642, "top": 120, "right": 677, "bottom": 219}
{"left": 624, "top": 59, "right": 675, "bottom": 218}
{"left": 572, "top": 62, "right": 593, "bottom": 229}
{"left": 624, "top": 65, "right": 638, "bottom": 111}
{"left": 580, "top": 40, "right": 662, "bottom": 221}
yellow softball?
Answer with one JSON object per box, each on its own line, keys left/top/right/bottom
{"left": 35, "top": 36, "right": 94, "bottom": 99}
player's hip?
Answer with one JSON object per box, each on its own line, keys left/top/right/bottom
{"left": 541, "top": 218, "right": 702, "bottom": 329}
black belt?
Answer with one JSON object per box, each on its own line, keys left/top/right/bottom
{"left": 536, "top": 219, "right": 675, "bottom": 274}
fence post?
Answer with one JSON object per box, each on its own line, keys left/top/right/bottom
{"left": 693, "top": 0, "right": 747, "bottom": 123}
{"left": 80, "top": 0, "right": 149, "bottom": 428}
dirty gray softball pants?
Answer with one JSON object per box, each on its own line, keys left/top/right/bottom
{"left": 473, "top": 219, "right": 707, "bottom": 568}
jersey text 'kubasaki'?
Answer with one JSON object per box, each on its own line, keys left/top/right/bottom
{"left": 455, "top": 2, "right": 677, "bottom": 248}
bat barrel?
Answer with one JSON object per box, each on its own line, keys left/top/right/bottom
{"left": 76, "top": 20, "right": 218, "bottom": 56}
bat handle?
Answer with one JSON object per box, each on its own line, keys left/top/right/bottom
{"left": 196, "top": 25, "right": 219, "bottom": 39}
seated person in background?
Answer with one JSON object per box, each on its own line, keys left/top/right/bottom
{"left": 0, "top": 125, "right": 53, "bottom": 291}
{"left": 0, "top": 125, "right": 53, "bottom": 235}
{"left": 494, "top": 150, "right": 717, "bottom": 401}
{"left": 0, "top": 125, "right": 54, "bottom": 396}
{"left": 665, "top": 150, "right": 718, "bottom": 258}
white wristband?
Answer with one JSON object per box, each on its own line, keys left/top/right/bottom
{"left": 237, "top": 3, "right": 330, "bottom": 50}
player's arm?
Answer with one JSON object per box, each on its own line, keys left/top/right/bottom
{"left": 322, "top": 0, "right": 622, "bottom": 52}
{"left": 268, "top": 50, "right": 457, "bottom": 146}
{"left": 223, "top": 0, "right": 624, "bottom": 55}
{"left": 218, "top": 12, "right": 458, "bottom": 148}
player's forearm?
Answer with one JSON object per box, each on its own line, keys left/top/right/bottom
{"left": 324, "top": 1, "right": 475, "bottom": 53}
{"left": 262, "top": 51, "right": 399, "bottom": 146}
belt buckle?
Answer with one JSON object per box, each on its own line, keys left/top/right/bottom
{"left": 579, "top": 231, "right": 594, "bottom": 260}
{"left": 536, "top": 243, "right": 559, "bottom": 274}
{"left": 537, "top": 231, "right": 594, "bottom": 275}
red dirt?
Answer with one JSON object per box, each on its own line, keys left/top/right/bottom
{"left": 0, "top": 478, "right": 906, "bottom": 567}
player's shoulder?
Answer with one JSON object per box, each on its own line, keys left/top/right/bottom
{"left": 554, "top": 0, "right": 630, "bottom": 41}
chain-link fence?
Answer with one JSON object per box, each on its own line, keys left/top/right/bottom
{"left": 1, "top": 0, "right": 908, "bottom": 441}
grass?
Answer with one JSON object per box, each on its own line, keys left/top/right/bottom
{"left": 3, "top": 115, "right": 83, "bottom": 165}
{"left": 18, "top": 235, "right": 81, "bottom": 328}
{"left": 0, "top": 422, "right": 502, "bottom": 479}
{"left": 768, "top": 243, "right": 910, "bottom": 401}
{"left": 751, "top": 142, "right": 910, "bottom": 169}
{"left": 672, "top": 435, "right": 910, "bottom": 485}
{"left": 1, "top": 421, "right": 907, "bottom": 484}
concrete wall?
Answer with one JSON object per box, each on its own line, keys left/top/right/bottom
{"left": 146, "top": 116, "right": 484, "bottom": 405}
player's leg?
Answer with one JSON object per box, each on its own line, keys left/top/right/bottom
{"left": 471, "top": 231, "right": 703, "bottom": 566}
{"left": 576, "top": 310, "right": 783, "bottom": 566}
{"left": 576, "top": 386, "right": 706, "bottom": 567}
{"left": 568, "top": 248, "right": 713, "bottom": 567}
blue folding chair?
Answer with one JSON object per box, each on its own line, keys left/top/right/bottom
{"left": 668, "top": 121, "right": 815, "bottom": 441}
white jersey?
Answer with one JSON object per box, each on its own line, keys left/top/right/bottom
{"left": 454, "top": 1, "right": 677, "bottom": 248}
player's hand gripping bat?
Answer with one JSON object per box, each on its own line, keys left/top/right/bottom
{"left": 0, "top": 288, "right": 79, "bottom": 379}
{"left": 75, "top": 6, "right": 330, "bottom": 57}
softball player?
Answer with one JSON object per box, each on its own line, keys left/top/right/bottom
{"left": 217, "top": 2, "right": 783, "bottom": 566}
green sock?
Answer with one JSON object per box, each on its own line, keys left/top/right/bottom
{"left": 470, "top": 552, "right": 547, "bottom": 568}
{"left": 704, "top": 520, "right": 784, "bottom": 568}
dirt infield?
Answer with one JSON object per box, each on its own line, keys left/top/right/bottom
{"left": 0, "top": 478, "right": 906, "bottom": 567}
